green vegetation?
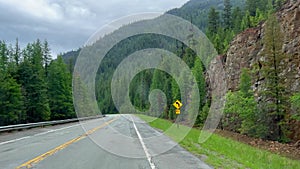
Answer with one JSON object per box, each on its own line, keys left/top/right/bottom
{"left": 60, "top": 0, "right": 298, "bottom": 142}
{"left": 222, "top": 2, "right": 295, "bottom": 142}
{"left": 138, "top": 115, "right": 300, "bottom": 169}
{"left": 0, "top": 40, "right": 75, "bottom": 126}
{"left": 207, "top": 0, "right": 285, "bottom": 54}
{"left": 224, "top": 68, "right": 266, "bottom": 138}
{"left": 48, "top": 56, "right": 74, "bottom": 120}
{"left": 62, "top": 0, "right": 250, "bottom": 119}
{"left": 291, "top": 93, "right": 300, "bottom": 121}
{"left": 260, "top": 13, "right": 289, "bottom": 142}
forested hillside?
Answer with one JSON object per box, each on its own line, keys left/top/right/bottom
{"left": 167, "top": 0, "right": 245, "bottom": 30}
{"left": 62, "top": 0, "right": 296, "bottom": 142}
{"left": 65, "top": 0, "right": 249, "bottom": 117}
{"left": 0, "top": 40, "right": 74, "bottom": 126}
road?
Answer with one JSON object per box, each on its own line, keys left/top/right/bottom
{"left": 0, "top": 114, "right": 212, "bottom": 169}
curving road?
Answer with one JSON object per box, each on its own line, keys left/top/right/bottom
{"left": 0, "top": 115, "right": 212, "bottom": 169}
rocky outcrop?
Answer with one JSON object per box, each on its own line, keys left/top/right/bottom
{"left": 226, "top": 0, "right": 300, "bottom": 93}
{"left": 225, "top": 25, "right": 263, "bottom": 91}
{"left": 225, "top": 0, "right": 300, "bottom": 92}
{"left": 223, "top": 0, "right": 300, "bottom": 141}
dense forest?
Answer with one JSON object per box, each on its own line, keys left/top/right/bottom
{"left": 1, "top": 0, "right": 299, "bottom": 143}
{"left": 61, "top": 0, "right": 298, "bottom": 143}
{"left": 0, "top": 40, "right": 74, "bottom": 126}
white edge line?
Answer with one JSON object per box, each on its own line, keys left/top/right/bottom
{"left": 0, "top": 119, "right": 97, "bottom": 146}
{"left": 130, "top": 115, "right": 156, "bottom": 169}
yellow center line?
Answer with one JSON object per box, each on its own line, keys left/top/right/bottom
{"left": 15, "top": 117, "right": 119, "bottom": 169}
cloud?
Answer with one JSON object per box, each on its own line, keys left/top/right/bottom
{"left": 0, "top": 0, "right": 62, "bottom": 21}
{"left": 0, "top": 0, "right": 189, "bottom": 57}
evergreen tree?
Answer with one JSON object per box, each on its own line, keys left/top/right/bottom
{"left": 18, "top": 41, "right": 51, "bottom": 122}
{"left": 0, "top": 41, "right": 24, "bottom": 125}
{"left": 224, "top": 69, "right": 265, "bottom": 137}
{"left": 223, "top": 0, "right": 232, "bottom": 30}
{"left": 0, "top": 72, "right": 24, "bottom": 126}
{"left": 260, "top": 14, "right": 287, "bottom": 141}
{"left": 253, "top": 8, "right": 266, "bottom": 25}
{"left": 246, "top": 0, "right": 261, "bottom": 16}
{"left": 213, "top": 31, "right": 223, "bottom": 54}
{"left": 232, "top": 7, "right": 243, "bottom": 33}
{"left": 183, "top": 48, "right": 196, "bottom": 68}
{"left": 239, "top": 68, "right": 252, "bottom": 97}
{"left": 200, "top": 102, "right": 210, "bottom": 125}
{"left": 7, "top": 39, "right": 21, "bottom": 79}
{"left": 207, "top": 7, "right": 220, "bottom": 38}
{"left": 192, "top": 57, "right": 206, "bottom": 108}
{"left": 241, "top": 10, "right": 252, "bottom": 30}
{"left": 73, "top": 75, "right": 95, "bottom": 117}
{"left": 150, "top": 69, "right": 166, "bottom": 117}
{"left": 48, "top": 56, "right": 75, "bottom": 120}
{"left": 14, "top": 39, "right": 20, "bottom": 66}
{"left": 42, "top": 40, "right": 52, "bottom": 77}
{"left": 0, "top": 41, "right": 8, "bottom": 71}
{"left": 291, "top": 93, "right": 300, "bottom": 121}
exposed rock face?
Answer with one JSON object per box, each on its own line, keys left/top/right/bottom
{"left": 226, "top": 0, "right": 300, "bottom": 92}
{"left": 225, "top": 26, "right": 263, "bottom": 92}
{"left": 223, "top": 0, "right": 300, "bottom": 141}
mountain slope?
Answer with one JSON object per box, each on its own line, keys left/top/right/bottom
{"left": 167, "top": 0, "right": 245, "bottom": 30}
{"left": 63, "top": 0, "right": 246, "bottom": 115}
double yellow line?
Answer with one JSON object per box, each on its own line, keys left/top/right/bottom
{"left": 16, "top": 117, "right": 118, "bottom": 169}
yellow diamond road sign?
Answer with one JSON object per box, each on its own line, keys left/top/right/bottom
{"left": 173, "top": 100, "right": 183, "bottom": 109}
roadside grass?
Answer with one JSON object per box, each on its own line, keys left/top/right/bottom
{"left": 137, "top": 114, "right": 300, "bottom": 169}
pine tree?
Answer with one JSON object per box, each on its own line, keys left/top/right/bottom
{"left": 150, "top": 69, "right": 166, "bottom": 117}
{"left": 0, "top": 72, "right": 24, "bottom": 126}
{"left": 232, "top": 7, "right": 243, "bottom": 33}
{"left": 241, "top": 11, "right": 252, "bottom": 30}
{"left": 239, "top": 68, "right": 252, "bottom": 97}
{"left": 43, "top": 40, "right": 51, "bottom": 77}
{"left": 207, "top": 7, "right": 220, "bottom": 38}
{"left": 48, "top": 56, "right": 75, "bottom": 120}
{"left": 18, "top": 41, "right": 51, "bottom": 122}
{"left": 238, "top": 69, "right": 265, "bottom": 137}
{"left": 192, "top": 57, "right": 206, "bottom": 108}
{"left": 14, "top": 39, "right": 20, "bottom": 66}
{"left": 246, "top": 0, "right": 261, "bottom": 16}
{"left": 223, "top": 0, "right": 232, "bottom": 30}
{"left": 261, "top": 14, "right": 287, "bottom": 141}
{"left": 253, "top": 8, "right": 266, "bottom": 26}
{"left": 224, "top": 69, "right": 264, "bottom": 137}
{"left": 0, "top": 41, "right": 24, "bottom": 125}
{"left": 183, "top": 48, "right": 196, "bottom": 68}
{"left": 73, "top": 75, "right": 94, "bottom": 117}
{"left": 0, "top": 41, "right": 8, "bottom": 71}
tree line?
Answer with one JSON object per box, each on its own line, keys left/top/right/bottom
{"left": 207, "top": 0, "right": 285, "bottom": 54}
{"left": 0, "top": 39, "right": 74, "bottom": 126}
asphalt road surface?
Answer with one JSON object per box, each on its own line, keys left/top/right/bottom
{"left": 0, "top": 114, "right": 212, "bottom": 169}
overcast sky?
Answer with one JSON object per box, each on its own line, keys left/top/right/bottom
{"left": 0, "top": 0, "right": 189, "bottom": 57}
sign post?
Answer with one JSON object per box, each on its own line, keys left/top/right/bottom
{"left": 173, "top": 100, "right": 183, "bottom": 128}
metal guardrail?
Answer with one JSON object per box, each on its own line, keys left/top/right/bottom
{"left": 0, "top": 115, "right": 103, "bottom": 132}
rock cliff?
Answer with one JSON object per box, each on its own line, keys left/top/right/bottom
{"left": 223, "top": 0, "right": 300, "bottom": 141}
{"left": 225, "top": 0, "right": 300, "bottom": 92}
